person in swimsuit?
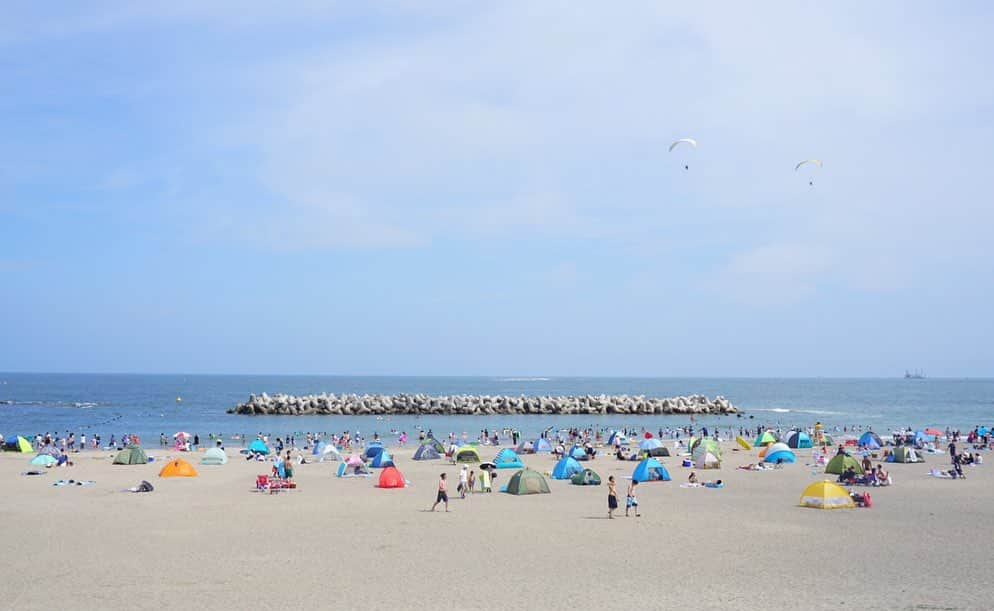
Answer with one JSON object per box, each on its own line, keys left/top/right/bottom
{"left": 626, "top": 479, "right": 640, "bottom": 517}
{"left": 607, "top": 476, "right": 618, "bottom": 519}
{"left": 431, "top": 473, "right": 449, "bottom": 512}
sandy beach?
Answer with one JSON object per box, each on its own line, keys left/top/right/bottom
{"left": 1, "top": 440, "right": 990, "bottom": 611}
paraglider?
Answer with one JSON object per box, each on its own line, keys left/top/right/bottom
{"left": 795, "top": 159, "right": 822, "bottom": 186}
{"left": 669, "top": 138, "right": 697, "bottom": 170}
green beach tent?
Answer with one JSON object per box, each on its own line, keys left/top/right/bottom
{"left": 505, "top": 469, "right": 551, "bottom": 495}
{"left": 891, "top": 446, "right": 925, "bottom": 463}
{"left": 570, "top": 468, "right": 601, "bottom": 486}
{"left": 113, "top": 446, "right": 148, "bottom": 465}
{"left": 754, "top": 431, "right": 778, "bottom": 447}
{"left": 825, "top": 454, "right": 863, "bottom": 475}
{"left": 454, "top": 445, "right": 481, "bottom": 463}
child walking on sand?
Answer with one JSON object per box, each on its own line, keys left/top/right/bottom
{"left": 626, "top": 479, "right": 640, "bottom": 517}
{"left": 431, "top": 473, "right": 449, "bottom": 512}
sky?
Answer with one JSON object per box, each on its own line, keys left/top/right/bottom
{"left": 2, "top": 2, "right": 993, "bottom": 377}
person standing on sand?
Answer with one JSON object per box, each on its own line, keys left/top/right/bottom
{"left": 607, "top": 476, "right": 618, "bottom": 519}
{"left": 626, "top": 479, "right": 641, "bottom": 517}
{"left": 459, "top": 465, "right": 469, "bottom": 499}
{"left": 431, "top": 473, "right": 449, "bottom": 512}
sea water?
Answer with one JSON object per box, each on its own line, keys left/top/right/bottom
{"left": 0, "top": 373, "right": 991, "bottom": 443}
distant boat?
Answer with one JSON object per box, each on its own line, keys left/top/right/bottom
{"left": 904, "top": 370, "right": 926, "bottom": 379}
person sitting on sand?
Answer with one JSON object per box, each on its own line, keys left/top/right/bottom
{"left": 688, "top": 471, "right": 698, "bottom": 484}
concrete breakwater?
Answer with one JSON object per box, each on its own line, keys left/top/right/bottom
{"left": 228, "top": 393, "right": 738, "bottom": 416}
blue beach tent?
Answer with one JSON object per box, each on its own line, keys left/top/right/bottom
{"left": 493, "top": 448, "right": 524, "bottom": 469}
{"left": 532, "top": 438, "right": 552, "bottom": 453}
{"left": 365, "top": 445, "right": 386, "bottom": 459}
{"left": 631, "top": 458, "right": 671, "bottom": 482}
{"left": 568, "top": 446, "right": 588, "bottom": 461}
{"left": 607, "top": 431, "right": 627, "bottom": 446}
{"left": 858, "top": 432, "right": 882, "bottom": 449}
{"left": 763, "top": 443, "right": 796, "bottom": 464}
{"left": 786, "top": 431, "right": 813, "bottom": 449}
{"left": 551, "top": 457, "right": 583, "bottom": 480}
{"left": 247, "top": 439, "right": 270, "bottom": 455}
{"left": 369, "top": 449, "right": 394, "bottom": 468}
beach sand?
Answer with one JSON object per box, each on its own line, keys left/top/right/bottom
{"left": 1, "top": 441, "right": 990, "bottom": 610}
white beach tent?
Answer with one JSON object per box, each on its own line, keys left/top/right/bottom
{"left": 319, "top": 445, "right": 343, "bottom": 463}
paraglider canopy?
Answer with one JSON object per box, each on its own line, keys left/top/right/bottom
{"left": 795, "top": 159, "right": 822, "bottom": 186}
{"left": 669, "top": 138, "right": 697, "bottom": 170}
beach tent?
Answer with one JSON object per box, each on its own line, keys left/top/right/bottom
{"left": 422, "top": 438, "right": 446, "bottom": 453}
{"left": 632, "top": 458, "right": 671, "bottom": 482}
{"left": 532, "top": 438, "right": 552, "bottom": 453}
{"left": 858, "top": 432, "right": 883, "bottom": 449}
{"left": 318, "top": 445, "right": 342, "bottom": 463}
{"left": 891, "top": 446, "right": 924, "bottom": 463}
{"left": 454, "top": 446, "right": 481, "bottom": 463}
{"left": 735, "top": 436, "right": 752, "bottom": 450}
{"left": 551, "top": 456, "right": 584, "bottom": 480}
{"left": 639, "top": 438, "right": 662, "bottom": 451}
{"left": 413, "top": 445, "right": 441, "bottom": 460}
{"left": 247, "top": 439, "right": 270, "bottom": 455}
{"left": 365, "top": 445, "right": 387, "bottom": 460}
{"left": 370, "top": 450, "right": 394, "bottom": 468}
{"left": 763, "top": 443, "right": 796, "bottom": 464}
{"left": 570, "top": 468, "right": 602, "bottom": 486}
{"left": 754, "top": 431, "right": 778, "bottom": 447}
{"left": 692, "top": 439, "right": 722, "bottom": 469}
{"left": 29, "top": 454, "right": 57, "bottom": 467}
{"left": 607, "top": 431, "right": 627, "bottom": 446}
{"left": 568, "top": 446, "right": 589, "bottom": 461}
{"left": 800, "top": 480, "right": 855, "bottom": 509}
{"left": 505, "top": 469, "right": 550, "bottom": 495}
{"left": 367, "top": 440, "right": 384, "bottom": 449}
{"left": 648, "top": 447, "right": 671, "bottom": 457}
{"left": 786, "top": 431, "right": 813, "bottom": 449}
{"left": 159, "top": 459, "right": 198, "bottom": 477}
{"left": 493, "top": 448, "right": 524, "bottom": 469}
{"left": 337, "top": 462, "right": 371, "bottom": 477}
{"left": 515, "top": 440, "right": 534, "bottom": 454}
{"left": 201, "top": 447, "right": 228, "bottom": 465}
{"left": 377, "top": 466, "right": 406, "bottom": 489}
{"left": 113, "top": 446, "right": 148, "bottom": 465}
{"left": 914, "top": 431, "right": 935, "bottom": 445}
{"left": 4, "top": 436, "right": 33, "bottom": 452}
{"left": 825, "top": 454, "right": 863, "bottom": 475}
{"left": 312, "top": 441, "right": 326, "bottom": 455}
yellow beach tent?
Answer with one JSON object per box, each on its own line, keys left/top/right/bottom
{"left": 800, "top": 480, "right": 854, "bottom": 509}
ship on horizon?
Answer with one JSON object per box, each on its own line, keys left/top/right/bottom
{"left": 904, "top": 369, "right": 926, "bottom": 379}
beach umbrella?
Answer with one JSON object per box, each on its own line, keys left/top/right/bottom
{"left": 924, "top": 429, "right": 942, "bottom": 437}
{"left": 480, "top": 462, "right": 497, "bottom": 471}
{"left": 29, "top": 454, "right": 57, "bottom": 467}
{"left": 173, "top": 432, "right": 191, "bottom": 440}
{"left": 638, "top": 438, "right": 662, "bottom": 451}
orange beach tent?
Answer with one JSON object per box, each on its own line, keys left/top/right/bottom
{"left": 159, "top": 458, "right": 198, "bottom": 477}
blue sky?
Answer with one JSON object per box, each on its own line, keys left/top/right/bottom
{"left": 2, "top": 2, "right": 993, "bottom": 376}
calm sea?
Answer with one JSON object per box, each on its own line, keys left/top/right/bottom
{"left": 1, "top": 374, "right": 992, "bottom": 443}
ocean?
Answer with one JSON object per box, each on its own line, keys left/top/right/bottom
{"left": 1, "top": 373, "right": 991, "bottom": 443}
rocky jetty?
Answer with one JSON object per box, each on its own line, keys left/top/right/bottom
{"left": 228, "top": 393, "right": 737, "bottom": 416}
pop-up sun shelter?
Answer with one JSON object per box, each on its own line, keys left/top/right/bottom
{"left": 5, "top": 436, "right": 33, "bottom": 452}
{"left": 891, "top": 446, "right": 924, "bottom": 463}
{"left": 532, "top": 438, "right": 552, "bottom": 453}
{"left": 786, "top": 431, "right": 813, "bottom": 449}
{"left": 551, "top": 456, "right": 583, "bottom": 480}
{"left": 201, "top": 447, "right": 228, "bottom": 465}
{"left": 505, "top": 469, "right": 550, "bottom": 495}
{"left": 318, "top": 444, "right": 342, "bottom": 463}
{"left": 568, "top": 446, "right": 589, "bottom": 461}
{"left": 159, "top": 459, "right": 198, "bottom": 477}
{"left": 858, "top": 431, "right": 883, "bottom": 449}
{"left": 413, "top": 444, "right": 441, "bottom": 460}
{"left": 825, "top": 454, "right": 863, "bottom": 475}
{"left": 113, "top": 446, "right": 149, "bottom": 465}
{"left": 632, "top": 458, "right": 671, "bottom": 482}
{"left": 422, "top": 438, "right": 445, "bottom": 453}
{"left": 370, "top": 450, "right": 394, "bottom": 468}
{"left": 493, "top": 448, "right": 524, "bottom": 469}
{"left": 454, "top": 446, "right": 481, "bottom": 463}
{"left": 570, "top": 468, "right": 601, "bottom": 486}
{"left": 800, "top": 480, "right": 855, "bottom": 509}
{"left": 337, "top": 461, "right": 371, "bottom": 477}
{"left": 763, "top": 443, "right": 796, "bottom": 464}
{"left": 377, "top": 466, "right": 406, "bottom": 488}
{"left": 754, "top": 431, "right": 778, "bottom": 447}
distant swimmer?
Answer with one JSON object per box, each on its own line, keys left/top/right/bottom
{"left": 176, "top": 397, "right": 183, "bottom": 403}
